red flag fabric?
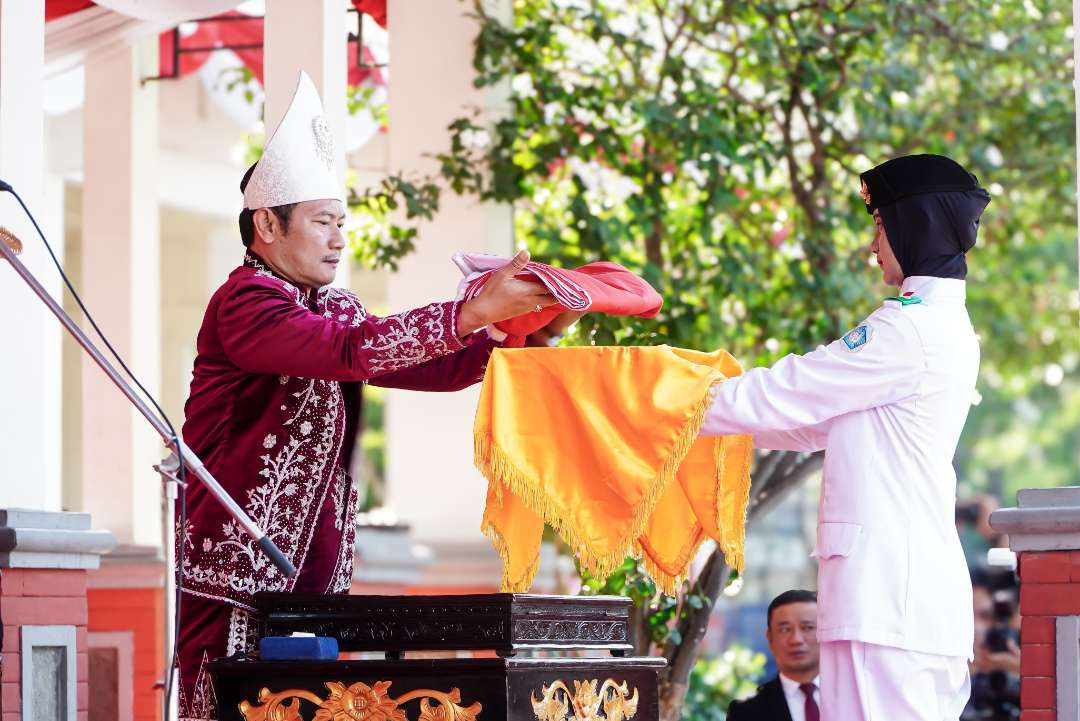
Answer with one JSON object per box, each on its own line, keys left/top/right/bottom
{"left": 47, "top": 1, "right": 387, "bottom": 88}
{"left": 45, "top": 0, "right": 95, "bottom": 20}
{"left": 158, "top": 10, "right": 263, "bottom": 80}
{"left": 352, "top": 0, "right": 387, "bottom": 28}
{"left": 157, "top": 11, "right": 385, "bottom": 87}
{"left": 47, "top": 0, "right": 386, "bottom": 28}
{"left": 457, "top": 254, "right": 663, "bottom": 337}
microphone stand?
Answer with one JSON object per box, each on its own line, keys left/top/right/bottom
{"left": 0, "top": 227, "right": 296, "bottom": 718}
{"left": 153, "top": 452, "right": 183, "bottom": 718}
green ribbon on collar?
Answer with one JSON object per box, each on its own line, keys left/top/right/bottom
{"left": 884, "top": 294, "right": 923, "bottom": 306}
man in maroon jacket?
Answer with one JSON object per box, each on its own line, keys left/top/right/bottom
{"left": 176, "top": 72, "right": 553, "bottom": 720}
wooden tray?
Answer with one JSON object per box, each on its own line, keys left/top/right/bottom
{"left": 254, "top": 592, "right": 634, "bottom": 656}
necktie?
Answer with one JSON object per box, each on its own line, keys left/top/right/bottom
{"left": 800, "top": 682, "right": 819, "bottom": 721}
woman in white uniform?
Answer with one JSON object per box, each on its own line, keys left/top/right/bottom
{"left": 700, "top": 154, "right": 991, "bottom": 720}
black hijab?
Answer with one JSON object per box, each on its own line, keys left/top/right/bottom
{"left": 860, "top": 154, "right": 991, "bottom": 280}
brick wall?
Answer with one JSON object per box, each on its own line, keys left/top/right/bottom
{"left": 1017, "top": 550, "right": 1080, "bottom": 720}
{"left": 0, "top": 568, "right": 90, "bottom": 721}
{"left": 87, "top": 587, "right": 163, "bottom": 721}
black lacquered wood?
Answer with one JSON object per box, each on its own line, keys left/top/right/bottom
{"left": 254, "top": 592, "right": 634, "bottom": 655}
{"left": 210, "top": 655, "right": 666, "bottom": 721}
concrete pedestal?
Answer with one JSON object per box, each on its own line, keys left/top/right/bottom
{"left": 0, "top": 509, "right": 115, "bottom": 721}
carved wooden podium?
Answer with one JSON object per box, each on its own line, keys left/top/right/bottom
{"left": 209, "top": 593, "right": 666, "bottom": 721}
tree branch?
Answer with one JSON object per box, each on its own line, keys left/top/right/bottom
{"left": 658, "top": 448, "right": 822, "bottom": 720}
{"left": 660, "top": 545, "right": 729, "bottom": 715}
{"left": 749, "top": 451, "right": 824, "bottom": 520}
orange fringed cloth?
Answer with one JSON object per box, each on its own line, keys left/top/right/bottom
{"left": 474, "top": 345, "right": 754, "bottom": 594}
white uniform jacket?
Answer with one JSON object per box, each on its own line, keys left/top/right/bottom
{"left": 701, "top": 276, "right": 978, "bottom": 658}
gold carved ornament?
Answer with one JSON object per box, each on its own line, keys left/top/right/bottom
{"left": 239, "top": 680, "right": 482, "bottom": 721}
{"left": 531, "top": 679, "right": 639, "bottom": 721}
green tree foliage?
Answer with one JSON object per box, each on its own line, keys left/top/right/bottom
{"left": 682, "top": 648, "right": 767, "bottom": 720}
{"left": 347, "top": 1, "right": 1079, "bottom": 718}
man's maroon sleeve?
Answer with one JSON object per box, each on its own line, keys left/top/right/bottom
{"left": 367, "top": 333, "right": 502, "bottom": 391}
{"left": 217, "top": 275, "right": 469, "bottom": 381}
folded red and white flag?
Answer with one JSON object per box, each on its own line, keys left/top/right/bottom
{"left": 453, "top": 252, "right": 663, "bottom": 338}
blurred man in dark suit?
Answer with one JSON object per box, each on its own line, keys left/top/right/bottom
{"left": 728, "top": 590, "right": 820, "bottom": 721}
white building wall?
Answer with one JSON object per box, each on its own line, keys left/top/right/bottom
{"left": 384, "top": 0, "right": 513, "bottom": 544}
{"left": 78, "top": 38, "right": 162, "bottom": 546}
{"left": 0, "top": 0, "right": 62, "bottom": 510}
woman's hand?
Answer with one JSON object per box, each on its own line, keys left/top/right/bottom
{"left": 525, "top": 310, "right": 586, "bottom": 347}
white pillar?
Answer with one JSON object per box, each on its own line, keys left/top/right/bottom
{"left": 264, "top": 0, "right": 350, "bottom": 285}
{"left": 40, "top": 172, "right": 66, "bottom": 512}
{"left": 79, "top": 39, "right": 161, "bottom": 546}
{"left": 383, "top": 0, "right": 513, "bottom": 543}
{"left": 264, "top": 0, "right": 348, "bottom": 189}
{"left": 0, "top": 0, "right": 63, "bottom": 510}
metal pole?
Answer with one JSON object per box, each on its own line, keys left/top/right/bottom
{"left": 156, "top": 455, "right": 182, "bottom": 721}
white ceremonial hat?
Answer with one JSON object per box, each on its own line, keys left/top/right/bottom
{"left": 243, "top": 71, "right": 344, "bottom": 210}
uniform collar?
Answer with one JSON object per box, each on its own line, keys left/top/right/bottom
{"left": 899, "top": 275, "right": 966, "bottom": 303}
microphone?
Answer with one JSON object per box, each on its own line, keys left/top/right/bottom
{"left": 0, "top": 226, "right": 22, "bottom": 256}
{"left": 0, "top": 180, "right": 21, "bottom": 256}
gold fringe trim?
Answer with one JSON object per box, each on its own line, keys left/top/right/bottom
{"left": 636, "top": 524, "right": 709, "bottom": 596}
{"left": 481, "top": 518, "right": 539, "bottom": 593}
{"left": 475, "top": 381, "right": 719, "bottom": 592}
{"left": 640, "top": 555, "right": 684, "bottom": 597}
{"left": 713, "top": 433, "right": 752, "bottom": 575}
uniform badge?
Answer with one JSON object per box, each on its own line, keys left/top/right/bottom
{"left": 842, "top": 323, "right": 873, "bottom": 351}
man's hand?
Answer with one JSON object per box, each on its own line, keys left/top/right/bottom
{"left": 972, "top": 637, "right": 1021, "bottom": 675}
{"left": 457, "top": 250, "right": 557, "bottom": 337}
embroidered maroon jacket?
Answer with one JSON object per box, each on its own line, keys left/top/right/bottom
{"left": 179, "top": 253, "right": 499, "bottom": 609}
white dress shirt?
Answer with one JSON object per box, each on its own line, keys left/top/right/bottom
{"left": 779, "top": 674, "right": 819, "bottom": 721}
{"left": 701, "top": 276, "right": 977, "bottom": 658}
